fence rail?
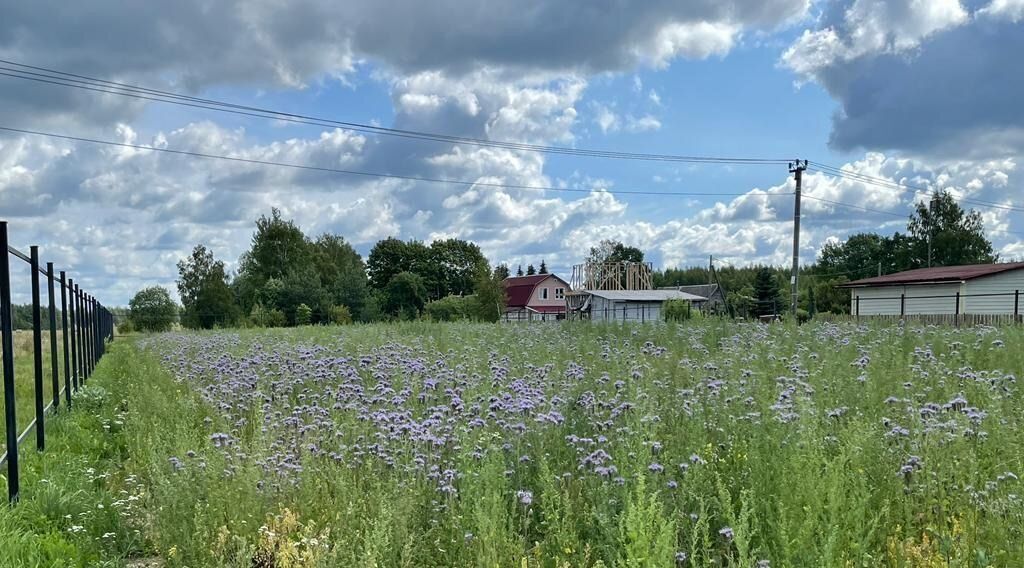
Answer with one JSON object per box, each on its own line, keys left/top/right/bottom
{"left": 0, "top": 220, "right": 114, "bottom": 503}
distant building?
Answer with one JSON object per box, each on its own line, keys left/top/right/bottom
{"left": 503, "top": 274, "right": 570, "bottom": 321}
{"left": 570, "top": 289, "right": 706, "bottom": 322}
{"left": 658, "top": 284, "right": 726, "bottom": 313}
{"left": 839, "top": 262, "right": 1024, "bottom": 316}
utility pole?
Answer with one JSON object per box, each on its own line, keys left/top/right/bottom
{"left": 708, "top": 255, "right": 713, "bottom": 286}
{"left": 789, "top": 160, "right": 807, "bottom": 318}
{"left": 927, "top": 194, "right": 939, "bottom": 268}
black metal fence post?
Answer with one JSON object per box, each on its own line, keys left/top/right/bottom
{"left": 30, "top": 246, "right": 45, "bottom": 451}
{"left": 60, "top": 271, "right": 71, "bottom": 407}
{"left": 75, "top": 284, "right": 85, "bottom": 381}
{"left": 1015, "top": 290, "right": 1020, "bottom": 323}
{"left": 855, "top": 296, "right": 860, "bottom": 320}
{"left": 0, "top": 222, "right": 20, "bottom": 503}
{"left": 68, "top": 278, "right": 78, "bottom": 391}
{"left": 900, "top": 294, "right": 905, "bottom": 317}
{"left": 87, "top": 295, "right": 94, "bottom": 374}
{"left": 955, "top": 291, "right": 961, "bottom": 327}
{"left": 46, "top": 262, "right": 59, "bottom": 410}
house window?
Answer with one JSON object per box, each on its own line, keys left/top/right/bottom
{"left": 541, "top": 288, "right": 549, "bottom": 299}
{"left": 555, "top": 288, "right": 564, "bottom": 299}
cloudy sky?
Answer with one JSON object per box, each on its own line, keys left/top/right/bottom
{"left": 2, "top": 0, "right": 1023, "bottom": 304}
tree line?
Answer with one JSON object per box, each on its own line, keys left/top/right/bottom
{"left": 128, "top": 209, "right": 508, "bottom": 331}
{"left": 126, "top": 191, "right": 1002, "bottom": 330}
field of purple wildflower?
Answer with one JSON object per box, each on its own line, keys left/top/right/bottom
{"left": 104, "top": 321, "right": 1021, "bottom": 567}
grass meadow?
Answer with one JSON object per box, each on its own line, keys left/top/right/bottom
{"left": 0, "top": 330, "right": 68, "bottom": 443}
{"left": 0, "top": 320, "right": 1022, "bottom": 567}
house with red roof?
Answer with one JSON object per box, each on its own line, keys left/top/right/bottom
{"left": 839, "top": 262, "right": 1024, "bottom": 316}
{"left": 502, "top": 274, "right": 570, "bottom": 321}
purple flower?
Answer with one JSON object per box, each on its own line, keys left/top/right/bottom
{"left": 719, "top": 526, "right": 734, "bottom": 540}
{"left": 516, "top": 490, "right": 533, "bottom": 505}
{"left": 648, "top": 463, "right": 664, "bottom": 473}
{"left": 675, "top": 551, "right": 688, "bottom": 564}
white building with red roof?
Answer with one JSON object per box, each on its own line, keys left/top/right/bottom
{"left": 502, "top": 274, "right": 570, "bottom": 321}
{"left": 839, "top": 262, "right": 1024, "bottom": 316}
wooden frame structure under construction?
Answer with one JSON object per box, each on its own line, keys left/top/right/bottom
{"left": 568, "top": 261, "right": 652, "bottom": 292}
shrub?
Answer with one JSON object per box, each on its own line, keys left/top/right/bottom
{"left": 128, "top": 286, "right": 178, "bottom": 332}
{"left": 662, "top": 299, "right": 693, "bottom": 322}
{"left": 425, "top": 295, "right": 472, "bottom": 322}
{"left": 295, "top": 303, "right": 313, "bottom": 326}
{"left": 328, "top": 305, "right": 353, "bottom": 325}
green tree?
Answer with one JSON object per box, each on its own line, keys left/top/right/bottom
{"left": 383, "top": 271, "right": 427, "bottom": 319}
{"left": 128, "top": 286, "right": 178, "bottom": 332}
{"left": 587, "top": 239, "right": 645, "bottom": 265}
{"left": 494, "top": 264, "right": 510, "bottom": 280}
{"left": 367, "top": 238, "right": 431, "bottom": 290}
{"left": 753, "top": 267, "right": 781, "bottom": 317}
{"left": 471, "top": 268, "right": 507, "bottom": 322}
{"left": 516, "top": 265, "right": 524, "bottom": 277}
{"left": 426, "top": 238, "right": 490, "bottom": 300}
{"left": 177, "top": 245, "right": 239, "bottom": 329}
{"left": 526, "top": 264, "right": 537, "bottom": 275}
{"left": 311, "top": 233, "right": 369, "bottom": 317}
{"left": 238, "top": 209, "right": 311, "bottom": 290}
{"left": 539, "top": 260, "right": 548, "bottom": 274}
{"left": 907, "top": 191, "right": 997, "bottom": 268}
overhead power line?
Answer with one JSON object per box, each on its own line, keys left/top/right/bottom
{"left": 0, "top": 125, "right": 794, "bottom": 199}
{"left": 0, "top": 59, "right": 791, "bottom": 166}
{"left": 807, "top": 161, "right": 1024, "bottom": 213}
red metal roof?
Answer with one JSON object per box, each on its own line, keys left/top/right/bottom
{"left": 503, "top": 274, "right": 568, "bottom": 307}
{"left": 840, "top": 262, "right": 1024, "bottom": 287}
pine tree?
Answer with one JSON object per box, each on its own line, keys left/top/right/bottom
{"left": 753, "top": 267, "right": 781, "bottom": 317}
{"left": 539, "top": 260, "right": 548, "bottom": 274}
{"left": 526, "top": 264, "right": 537, "bottom": 275}
{"left": 516, "top": 265, "right": 524, "bottom": 277}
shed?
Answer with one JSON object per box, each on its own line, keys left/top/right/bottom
{"left": 839, "top": 262, "right": 1024, "bottom": 316}
{"left": 572, "top": 289, "right": 706, "bottom": 322}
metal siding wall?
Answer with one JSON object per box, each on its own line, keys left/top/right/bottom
{"left": 964, "top": 270, "right": 1024, "bottom": 314}
{"left": 904, "top": 284, "right": 961, "bottom": 315}
{"left": 852, "top": 286, "right": 902, "bottom": 315}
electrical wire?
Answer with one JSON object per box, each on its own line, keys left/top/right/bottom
{"left": 0, "top": 125, "right": 793, "bottom": 199}
{"left": 807, "top": 161, "right": 1024, "bottom": 213}
{"left": 0, "top": 59, "right": 792, "bottom": 165}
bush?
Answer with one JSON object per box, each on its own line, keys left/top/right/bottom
{"left": 425, "top": 295, "right": 473, "bottom": 322}
{"left": 128, "top": 286, "right": 178, "bottom": 332}
{"left": 250, "top": 304, "right": 288, "bottom": 328}
{"left": 662, "top": 299, "right": 694, "bottom": 322}
{"left": 295, "top": 303, "right": 313, "bottom": 326}
{"left": 328, "top": 305, "right": 353, "bottom": 325}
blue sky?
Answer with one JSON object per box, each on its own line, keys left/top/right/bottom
{"left": 1, "top": 0, "right": 1023, "bottom": 304}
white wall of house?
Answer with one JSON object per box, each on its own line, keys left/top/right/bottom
{"left": 850, "top": 269, "right": 1024, "bottom": 315}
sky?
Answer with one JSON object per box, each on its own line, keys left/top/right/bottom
{"left": 1, "top": 0, "right": 1023, "bottom": 305}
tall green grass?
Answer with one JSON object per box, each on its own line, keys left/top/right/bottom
{"left": 2, "top": 321, "right": 1023, "bottom": 566}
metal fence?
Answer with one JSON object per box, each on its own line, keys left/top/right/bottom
{"left": 0, "top": 220, "right": 114, "bottom": 503}
{"left": 850, "top": 290, "right": 1023, "bottom": 327}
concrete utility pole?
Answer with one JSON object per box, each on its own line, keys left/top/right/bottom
{"left": 789, "top": 160, "right": 807, "bottom": 318}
